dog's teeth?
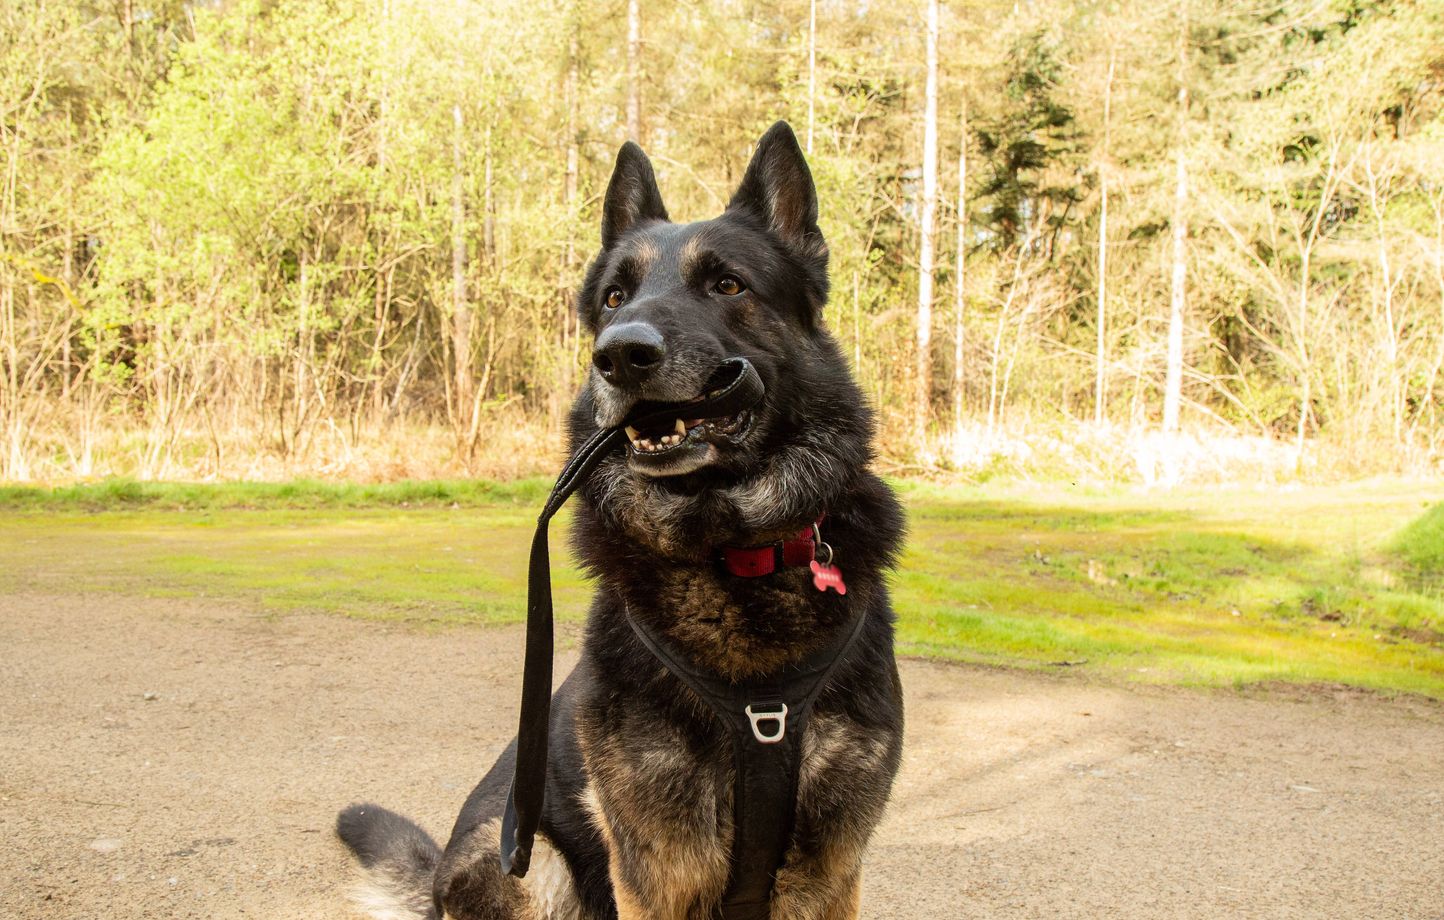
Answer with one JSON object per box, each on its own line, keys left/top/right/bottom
{"left": 625, "top": 425, "right": 640, "bottom": 444}
{"left": 674, "top": 418, "right": 686, "bottom": 436}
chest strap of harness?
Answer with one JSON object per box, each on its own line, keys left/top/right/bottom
{"left": 623, "top": 605, "right": 868, "bottom": 920}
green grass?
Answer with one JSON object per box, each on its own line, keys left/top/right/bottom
{"left": 2, "top": 477, "right": 1441, "bottom": 696}
{"left": 1392, "top": 501, "right": 1444, "bottom": 593}
{"left": 0, "top": 477, "right": 553, "bottom": 512}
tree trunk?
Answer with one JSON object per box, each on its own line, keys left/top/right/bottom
{"left": 916, "top": 0, "right": 939, "bottom": 445}
{"left": 1162, "top": 27, "right": 1187, "bottom": 435}
{"left": 565, "top": 34, "right": 579, "bottom": 213}
{"left": 451, "top": 105, "right": 473, "bottom": 425}
{"left": 377, "top": 0, "right": 390, "bottom": 170}
{"left": 1095, "top": 52, "right": 1114, "bottom": 426}
{"left": 483, "top": 128, "right": 496, "bottom": 259}
{"left": 806, "top": 0, "right": 817, "bottom": 155}
{"left": 294, "top": 248, "right": 311, "bottom": 449}
{"left": 369, "top": 262, "right": 393, "bottom": 419}
{"left": 952, "top": 103, "right": 968, "bottom": 445}
{"left": 563, "top": 24, "right": 580, "bottom": 359}
{"left": 626, "top": 0, "right": 642, "bottom": 143}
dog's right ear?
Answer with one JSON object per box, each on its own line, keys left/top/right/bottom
{"left": 601, "top": 142, "right": 669, "bottom": 249}
{"left": 727, "top": 121, "right": 821, "bottom": 254}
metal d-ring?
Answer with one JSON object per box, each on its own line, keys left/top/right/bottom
{"left": 745, "top": 703, "right": 789, "bottom": 744}
{"left": 811, "top": 522, "right": 834, "bottom": 567}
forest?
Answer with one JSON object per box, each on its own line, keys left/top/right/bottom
{"left": 3, "top": 0, "right": 1443, "bottom": 482}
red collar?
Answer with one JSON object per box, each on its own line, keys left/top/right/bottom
{"left": 721, "top": 516, "right": 824, "bottom": 578}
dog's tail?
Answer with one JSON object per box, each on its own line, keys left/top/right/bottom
{"left": 336, "top": 803, "right": 442, "bottom": 920}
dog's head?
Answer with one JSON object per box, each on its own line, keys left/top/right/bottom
{"left": 573, "top": 121, "right": 874, "bottom": 558}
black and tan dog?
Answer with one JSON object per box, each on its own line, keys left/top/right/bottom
{"left": 337, "top": 121, "right": 905, "bottom": 920}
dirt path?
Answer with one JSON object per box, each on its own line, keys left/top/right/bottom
{"left": 2, "top": 593, "right": 1441, "bottom": 919}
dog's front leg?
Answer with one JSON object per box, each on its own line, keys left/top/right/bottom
{"left": 582, "top": 759, "right": 730, "bottom": 920}
{"left": 817, "top": 872, "right": 862, "bottom": 920}
{"left": 608, "top": 867, "right": 665, "bottom": 920}
{"left": 770, "top": 854, "right": 865, "bottom": 920}
{"left": 580, "top": 702, "right": 733, "bottom": 920}
{"left": 597, "top": 810, "right": 730, "bottom": 920}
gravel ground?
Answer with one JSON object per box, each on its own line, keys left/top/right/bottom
{"left": 2, "top": 593, "right": 1441, "bottom": 919}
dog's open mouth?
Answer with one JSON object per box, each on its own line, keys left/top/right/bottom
{"left": 618, "top": 360, "right": 760, "bottom": 476}
{"left": 624, "top": 410, "right": 751, "bottom": 454}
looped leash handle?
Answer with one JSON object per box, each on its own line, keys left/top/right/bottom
{"left": 500, "top": 424, "right": 626, "bottom": 876}
{"left": 500, "top": 359, "right": 764, "bottom": 878}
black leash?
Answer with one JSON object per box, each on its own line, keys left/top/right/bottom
{"left": 623, "top": 605, "right": 869, "bottom": 919}
{"left": 500, "top": 358, "right": 765, "bottom": 877}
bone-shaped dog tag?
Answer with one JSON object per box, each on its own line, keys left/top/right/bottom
{"left": 810, "top": 559, "right": 847, "bottom": 594}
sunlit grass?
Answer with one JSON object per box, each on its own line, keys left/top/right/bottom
{"left": 0, "top": 506, "right": 590, "bottom": 625}
{"left": 1, "top": 477, "right": 1440, "bottom": 696}
{"left": 890, "top": 478, "right": 1444, "bottom": 695}
{"left": 0, "top": 476, "right": 553, "bottom": 512}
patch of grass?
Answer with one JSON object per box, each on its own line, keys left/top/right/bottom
{"left": 0, "top": 506, "right": 589, "bottom": 625}
{"left": 0, "top": 477, "right": 553, "bottom": 512}
{"left": 1392, "top": 501, "right": 1444, "bottom": 593}
{"left": 890, "top": 479, "right": 1444, "bottom": 695}
{"left": 1, "top": 478, "right": 1441, "bottom": 696}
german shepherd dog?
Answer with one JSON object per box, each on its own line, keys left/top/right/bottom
{"left": 336, "top": 121, "right": 905, "bottom": 920}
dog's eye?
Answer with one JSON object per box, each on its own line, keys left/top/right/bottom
{"left": 715, "top": 276, "right": 745, "bottom": 296}
{"left": 604, "top": 287, "right": 626, "bottom": 309}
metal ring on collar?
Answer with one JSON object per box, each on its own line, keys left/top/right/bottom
{"left": 811, "top": 522, "right": 834, "bottom": 566}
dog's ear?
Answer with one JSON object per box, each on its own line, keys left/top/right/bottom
{"left": 601, "top": 142, "right": 669, "bottom": 249}
{"left": 728, "top": 121, "right": 822, "bottom": 254}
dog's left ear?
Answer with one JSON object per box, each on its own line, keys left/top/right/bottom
{"left": 601, "top": 141, "right": 669, "bottom": 249}
{"left": 728, "top": 121, "right": 824, "bottom": 258}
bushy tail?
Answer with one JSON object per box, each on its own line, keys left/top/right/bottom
{"left": 336, "top": 803, "right": 442, "bottom": 920}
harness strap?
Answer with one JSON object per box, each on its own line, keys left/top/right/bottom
{"left": 623, "top": 605, "right": 868, "bottom": 918}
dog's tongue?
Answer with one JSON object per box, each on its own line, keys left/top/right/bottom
{"left": 623, "top": 357, "right": 764, "bottom": 432}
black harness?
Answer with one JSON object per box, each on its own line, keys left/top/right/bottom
{"left": 623, "top": 606, "right": 866, "bottom": 918}
{"left": 499, "top": 358, "right": 864, "bottom": 917}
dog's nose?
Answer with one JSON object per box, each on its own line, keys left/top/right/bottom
{"left": 592, "top": 322, "right": 665, "bottom": 387}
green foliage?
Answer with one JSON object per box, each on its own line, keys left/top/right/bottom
{"left": 973, "top": 30, "right": 1084, "bottom": 252}
{"left": 3, "top": 0, "right": 1444, "bottom": 481}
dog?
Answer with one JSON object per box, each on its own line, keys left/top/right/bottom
{"left": 336, "top": 120, "right": 905, "bottom": 920}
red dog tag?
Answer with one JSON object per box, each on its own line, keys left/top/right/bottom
{"left": 810, "top": 560, "right": 847, "bottom": 594}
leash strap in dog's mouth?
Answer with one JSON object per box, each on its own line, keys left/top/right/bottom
{"left": 500, "top": 357, "right": 764, "bottom": 878}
